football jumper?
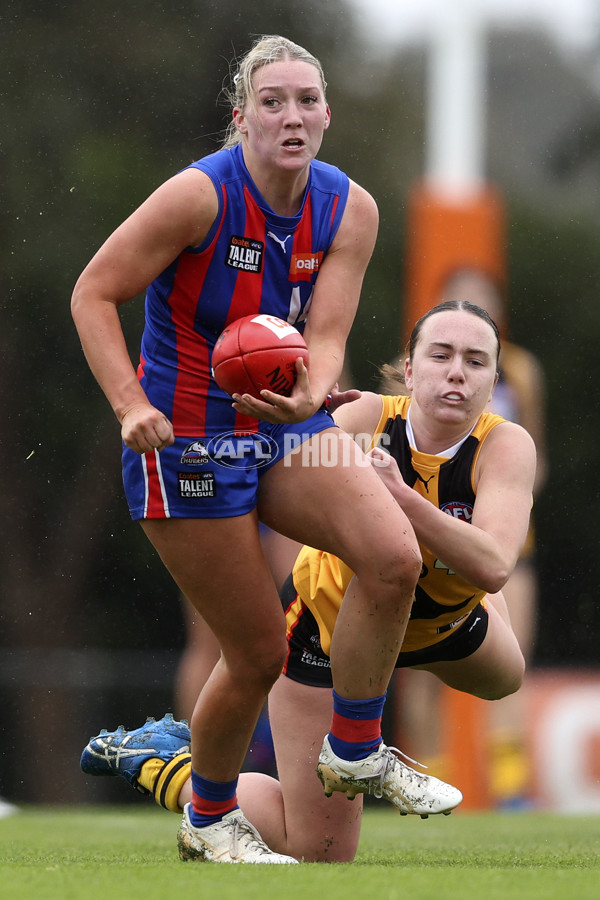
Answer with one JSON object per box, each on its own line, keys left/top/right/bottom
{"left": 287, "top": 395, "right": 506, "bottom": 680}
{"left": 123, "top": 144, "right": 349, "bottom": 519}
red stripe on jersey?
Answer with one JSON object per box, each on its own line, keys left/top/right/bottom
{"left": 226, "top": 185, "right": 266, "bottom": 324}
{"left": 330, "top": 194, "right": 339, "bottom": 228}
{"left": 330, "top": 711, "right": 381, "bottom": 745}
{"left": 168, "top": 186, "right": 229, "bottom": 433}
{"left": 168, "top": 252, "right": 212, "bottom": 433}
{"left": 226, "top": 185, "right": 265, "bottom": 433}
{"left": 144, "top": 451, "right": 169, "bottom": 518}
{"left": 291, "top": 192, "right": 314, "bottom": 280}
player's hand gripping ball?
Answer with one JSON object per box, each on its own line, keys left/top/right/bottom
{"left": 212, "top": 314, "right": 309, "bottom": 401}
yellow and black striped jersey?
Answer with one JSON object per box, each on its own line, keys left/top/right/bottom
{"left": 292, "top": 394, "right": 506, "bottom": 655}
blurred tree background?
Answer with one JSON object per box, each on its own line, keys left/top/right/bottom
{"left": 1, "top": 0, "right": 600, "bottom": 803}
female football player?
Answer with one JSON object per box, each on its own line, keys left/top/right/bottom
{"left": 72, "top": 36, "right": 458, "bottom": 864}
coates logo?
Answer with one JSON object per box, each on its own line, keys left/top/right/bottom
{"left": 290, "top": 252, "right": 323, "bottom": 278}
{"left": 180, "top": 440, "right": 210, "bottom": 465}
{"left": 206, "top": 431, "right": 279, "bottom": 469}
{"left": 440, "top": 501, "right": 473, "bottom": 523}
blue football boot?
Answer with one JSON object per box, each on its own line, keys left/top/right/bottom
{"left": 80, "top": 713, "right": 191, "bottom": 794}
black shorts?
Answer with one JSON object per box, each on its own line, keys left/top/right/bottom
{"left": 280, "top": 574, "right": 489, "bottom": 689}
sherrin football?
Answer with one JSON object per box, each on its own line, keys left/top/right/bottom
{"left": 212, "top": 314, "right": 309, "bottom": 400}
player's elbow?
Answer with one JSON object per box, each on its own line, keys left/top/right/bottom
{"left": 483, "top": 573, "right": 509, "bottom": 596}
{"left": 71, "top": 277, "right": 92, "bottom": 323}
{"left": 475, "top": 560, "right": 513, "bottom": 596}
{"left": 70, "top": 281, "right": 83, "bottom": 319}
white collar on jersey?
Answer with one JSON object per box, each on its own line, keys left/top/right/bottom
{"left": 405, "top": 403, "right": 476, "bottom": 459}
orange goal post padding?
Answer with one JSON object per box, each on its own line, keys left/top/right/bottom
{"left": 402, "top": 179, "right": 506, "bottom": 809}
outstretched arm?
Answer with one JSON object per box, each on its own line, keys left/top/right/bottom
{"left": 368, "top": 421, "right": 536, "bottom": 594}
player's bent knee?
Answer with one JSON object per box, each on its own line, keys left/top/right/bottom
{"left": 476, "top": 666, "right": 525, "bottom": 701}
{"left": 354, "top": 544, "right": 421, "bottom": 594}
{"left": 222, "top": 633, "right": 288, "bottom": 692}
{"left": 245, "top": 642, "right": 289, "bottom": 690}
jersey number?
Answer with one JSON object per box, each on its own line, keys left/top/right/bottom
{"left": 434, "top": 559, "right": 456, "bottom": 576}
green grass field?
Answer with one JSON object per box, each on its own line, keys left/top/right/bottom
{"left": 1, "top": 806, "right": 599, "bottom": 900}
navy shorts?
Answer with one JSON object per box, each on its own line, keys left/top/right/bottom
{"left": 280, "top": 574, "right": 489, "bottom": 688}
{"left": 122, "top": 408, "right": 335, "bottom": 520}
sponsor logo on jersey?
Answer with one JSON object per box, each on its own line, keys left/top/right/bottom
{"left": 468, "top": 615, "right": 482, "bottom": 633}
{"left": 416, "top": 472, "right": 435, "bottom": 493}
{"left": 290, "top": 252, "right": 323, "bottom": 277}
{"left": 178, "top": 471, "right": 216, "bottom": 498}
{"left": 267, "top": 231, "right": 292, "bottom": 253}
{"left": 440, "top": 500, "right": 473, "bottom": 522}
{"left": 207, "top": 431, "right": 279, "bottom": 469}
{"left": 180, "top": 440, "right": 210, "bottom": 465}
{"left": 226, "top": 235, "right": 264, "bottom": 272}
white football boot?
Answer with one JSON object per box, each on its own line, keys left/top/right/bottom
{"left": 177, "top": 804, "right": 298, "bottom": 864}
{"left": 316, "top": 735, "right": 462, "bottom": 818}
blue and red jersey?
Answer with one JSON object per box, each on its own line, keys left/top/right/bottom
{"left": 138, "top": 143, "right": 350, "bottom": 437}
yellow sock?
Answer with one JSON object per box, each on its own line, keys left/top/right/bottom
{"left": 139, "top": 752, "right": 192, "bottom": 813}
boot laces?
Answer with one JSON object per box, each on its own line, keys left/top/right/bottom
{"left": 359, "top": 745, "right": 428, "bottom": 799}
{"left": 228, "top": 815, "right": 271, "bottom": 860}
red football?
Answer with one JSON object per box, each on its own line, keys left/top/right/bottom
{"left": 212, "top": 314, "right": 309, "bottom": 400}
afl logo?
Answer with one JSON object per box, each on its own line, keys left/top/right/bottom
{"left": 440, "top": 501, "right": 473, "bottom": 523}
{"left": 207, "top": 431, "right": 279, "bottom": 469}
